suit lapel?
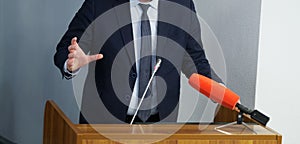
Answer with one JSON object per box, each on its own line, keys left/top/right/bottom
{"left": 113, "top": 0, "right": 136, "bottom": 70}
{"left": 157, "top": 0, "right": 171, "bottom": 53}
{"left": 157, "top": 0, "right": 174, "bottom": 75}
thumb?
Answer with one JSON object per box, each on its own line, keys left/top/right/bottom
{"left": 88, "top": 54, "right": 103, "bottom": 62}
{"left": 71, "top": 37, "right": 78, "bottom": 45}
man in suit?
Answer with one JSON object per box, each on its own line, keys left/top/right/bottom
{"left": 54, "top": 0, "right": 221, "bottom": 124}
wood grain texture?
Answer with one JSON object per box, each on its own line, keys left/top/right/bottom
{"left": 178, "top": 140, "right": 278, "bottom": 144}
{"left": 81, "top": 140, "right": 177, "bottom": 144}
{"left": 43, "top": 101, "right": 79, "bottom": 144}
{"left": 43, "top": 100, "right": 282, "bottom": 144}
{"left": 214, "top": 105, "right": 252, "bottom": 123}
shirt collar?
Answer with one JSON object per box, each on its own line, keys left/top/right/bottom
{"left": 130, "top": 0, "right": 159, "bottom": 10}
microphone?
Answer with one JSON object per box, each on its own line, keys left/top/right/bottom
{"left": 130, "top": 59, "right": 162, "bottom": 125}
{"left": 188, "top": 73, "right": 270, "bottom": 126}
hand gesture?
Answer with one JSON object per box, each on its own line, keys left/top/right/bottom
{"left": 67, "top": 37, "right": 103, "bottom": 72}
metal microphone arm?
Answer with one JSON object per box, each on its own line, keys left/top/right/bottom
{"left": 235, "top": 103, "right": 270, "bottom": 126}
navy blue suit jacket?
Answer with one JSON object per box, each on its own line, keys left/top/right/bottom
{"left": 54, "top": 0, "right": 221, "bottom": 123}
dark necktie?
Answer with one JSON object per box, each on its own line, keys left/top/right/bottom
{"left": 138, "top": 4, "right": 152, "bottom": 122}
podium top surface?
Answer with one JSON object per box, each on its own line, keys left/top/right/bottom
{"left": 74, "top": 123, "right": 280, "bottom": 140}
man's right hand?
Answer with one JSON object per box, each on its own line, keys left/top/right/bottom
{"left": 67, "top": 37, "right": 103, "bottom": 72}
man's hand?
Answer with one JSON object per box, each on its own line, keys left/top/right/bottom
{"left": 67, "top": 37, "right": 103, "bottom": 72}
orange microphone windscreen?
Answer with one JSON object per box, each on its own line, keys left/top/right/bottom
{"left": 188, "top": 73, "right": 240, "bottom": 110}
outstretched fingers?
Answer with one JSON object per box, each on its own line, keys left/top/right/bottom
{"left": 88, "top": 54, "right": 103, "bottom": 63}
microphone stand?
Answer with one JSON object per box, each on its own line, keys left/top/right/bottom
{"left": 214, "top": 111, "right": 257, "bottom": 135}
{"left": 215, "top": 102, "right": 269, "bottom": 134}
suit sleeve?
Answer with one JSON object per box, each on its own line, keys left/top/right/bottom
{"left": 181, "top": 0, "right": 211, "bottom": 79}
{"left": 54, "top": 0, "right": 95, "bottom": 79}
{"left": 181, "top": 0, "right": 223, "bottom": 83}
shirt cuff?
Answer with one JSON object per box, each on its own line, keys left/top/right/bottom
{"left": 63, "top": 60, "right": 80, "bottom": 79}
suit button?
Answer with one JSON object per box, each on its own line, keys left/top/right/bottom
{"left": 131, "top": 73, "right": 137, "bottom": 79}
{"left": 125, "top": 95, "right": 131, "bottom": 101}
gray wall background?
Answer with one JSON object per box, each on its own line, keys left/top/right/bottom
{"left": 0, "top": 0, "right": 82, "bottom": 143}
{"left": 0, "top": 0, "right": 261, "bottom": 143}
{"left": 195, "top": 0, "right": 261, "bottom": 109}
{"left": 179, "top": 0, "right": 262, "bottom": 122}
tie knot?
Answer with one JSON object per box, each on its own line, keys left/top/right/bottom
{"left": 139, "top": 4, "right": 150, "bottom": 13}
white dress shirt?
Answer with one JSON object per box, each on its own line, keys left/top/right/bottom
{"left": 127, "top": 0, "right": 159, "bottom": 115}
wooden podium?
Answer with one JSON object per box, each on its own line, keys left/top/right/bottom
{"left": 43, "top": 100, "right": 281, "bottom": 144}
